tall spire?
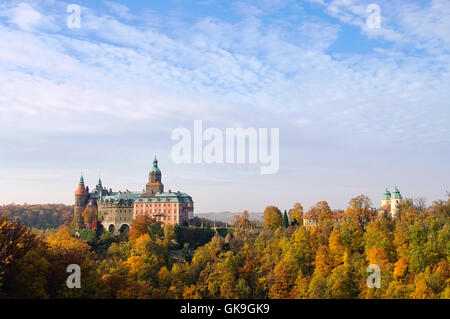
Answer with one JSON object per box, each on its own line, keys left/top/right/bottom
{"left": 97, "top": 175, "right": 102, "bottom": 188}
{"left": 75, "top": 173, "right": 88, "bottom": 195}
{"left": 151, "top": 156, "right": 161, "bottom": 174}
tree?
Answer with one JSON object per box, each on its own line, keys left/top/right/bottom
{"left": 263, "top": 206, "right": 282, "bottom": 229}
{"left": 385, "top": 280, "right": 414, "bottom": 299}
{"left": 328, "top": 264, "right": 359, "bottom": 299}
{"left": 44, "top": 227, "right": 104, "bottom": 298}
{"left": 314, "top": 245, "right": 332, "bottom": 277}
{"left": 282, "top": 210, "right": 289, "bottom": 228}
{"left": 232, "top": 211, "right": 252, "bottom": 231}
{"left": 397, "top": 201, "right": 420, "bottom": 224}
{"left": 289, "top": 203, "right": 303, "bottom": 226}
{"left": 315, "top": 201, "right": 333, "bottom": 221}
{"left": 292, "top": 272, "right": 310, "bottom": 299}
{"left": 329, "top": 228, "right": 345, "bottom": 267}
{"left": 345, "top": 195, "right": 372, "bottom": 231}
{"left": 308, "top": 274, "right": 329, "bottom": 298}
{"left": 393, "top": 258, "right": 408, "bottom": 280}
{"left": 164, "top": 224, "right": 176, "bottom": 242}
{"left": 408, "top": 221, "right": 432, "bottom": 273}
{"left": 129, "top": 214, "right": 152, "bottom": 240}
{"left": 411, "top": 271, "right": 438, "bottom": 299}
{"left": 0, "top": 215, "right": 38, "bottom": 283}
{"left": 237, "top": 278, "right": 252, "bottom": 298}
{"left": 268, "top": 259, "right": 296, "bottom": 299}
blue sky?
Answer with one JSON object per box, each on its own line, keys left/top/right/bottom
{"left": 0, "top": 0, "right": 449, "bottom": 213}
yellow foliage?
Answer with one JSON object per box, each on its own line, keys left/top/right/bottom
{"left": 393, "top": 258, "right": 408, "bottom": 279}
{"left": 367, "top": 246, "right": 390, "bottom": 271}
{"left": 124, "top": 255, "right": 145, "bottom": 276}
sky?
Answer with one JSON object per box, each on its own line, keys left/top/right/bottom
{"left": 0, "top": 0, "right": 449, "bottom": 213}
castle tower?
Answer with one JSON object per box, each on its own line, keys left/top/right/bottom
{"left": 145, "top": 157, "right": 164, "bottom": 195}
{"left": 96, "top": 177, "right": 102, "bottom": 190}
{"left": 381, "top": 188, "right": 391, "bottom": 207}
{"left": 74, "top": 174, "right": 89, "bottom": 229}
{"left": 390, "top": 186, "right": 402, "bottom": 219}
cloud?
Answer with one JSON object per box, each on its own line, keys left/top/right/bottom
{"left": 0, "top": 1, "right": 448, "bottom": 147}
{"left": 309, "top": 0, "right": 450, "bottom": 54}
{"left": 103, "top": 0, "right": 135, "bottom": 20}
{"left": 9, "top": 2, "right": 42, "bottom": 31}
{"left": 0, "top": 0, "right": 448, "bottom": 212}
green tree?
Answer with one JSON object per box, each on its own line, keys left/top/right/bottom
{"left": 282, "top": 210, "right": 289, "bottom": 228}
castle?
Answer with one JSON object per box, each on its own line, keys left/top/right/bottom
{"left": 74, "top": 158, "right": 194, "bottom": 234}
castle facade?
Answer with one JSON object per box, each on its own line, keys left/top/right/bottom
{"left": 74, "top": 158, "right": 194, "bottom": 234}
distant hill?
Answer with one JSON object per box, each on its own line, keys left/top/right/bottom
{"left": 196, "top": 212, "right": 263, "bottom": 223}
{"left": 0, "top": 204, "right": 73, "bottom": 229}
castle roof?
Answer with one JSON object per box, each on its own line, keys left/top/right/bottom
{"left": 100, "top": 190, "right": 193, "bottom": 204}
{"left": 382, "top": 188, "right": 391, "bottom": 199}
{"left": 150, "top": 157, "right": 161, "bottom": 174}
{"left": 75, "top": 174, "right": 88, "bottom": 195}
{"left": 100, "top": 191, "right": 143, "bottom": 204}
{"left": 303, "top": 210, "right": 344, "bottom": 220}
{"left": 75, "top": 184, "right": 88, "bottom": 195}
{"left": 90, "top": 187, "right": 110, "bottom": 199}
{"left": 391, "top": 187, "right": 402, "bottom": 199}
{"left": 137, "top": 191, "right": 193, "bottom": 203}
{"left": 304, "top": 211, "right": 318, "bottom": 220}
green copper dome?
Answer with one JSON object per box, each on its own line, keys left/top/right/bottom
{"left": 382, "top": 188, "right": 391, "bottom": 199}
{"left": 151, "top": 157, "right": 161, "bottom": 174}
{"left": 97, "top": 178, "right": 102, "bottom": 188}
{"left": 79, "top": 174, "right": 85, "bottom": 185}
{"left": 391, "top": 186, "right": 402, "bottom": 199}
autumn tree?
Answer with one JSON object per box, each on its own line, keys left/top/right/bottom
{"left": 314, "top": 201, "right": 333, "bottom": 223}
{"left": 328, "top": 263, "right": 359, "bottom": 299}
{"left": 345, "top": 194, "right": 372, "bottom": 231}
{"left": 232, "top": 211, "right": 252, "bottom": 231}
{"left": 164, "top": 224, "right": 176, "bottom": 242}
{"left": 288, "top": 203, "right": 303, "bottom": 226}
{"left": 264, "top": 206, "right": 282, "bottom": 229}
{"left": 314, "top": 245, "right": 332, "bottom": 277}
{"left": 268, "top": 259, "right": 296, "bottom": 299}
{"left": 44, "top": 227, "right": 105, "bottom": 298}
{"left": 308, "top": 274, "right": 329, "bottom": 298}
{"left": 0, "top": 215, "right": 39, "bottom": 295}
{"left": 129, "top": 214, "right": 152, "bottom": 240}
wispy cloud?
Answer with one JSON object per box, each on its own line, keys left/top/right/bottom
{"left": 0, "top": 0, "right": 448, "bottom": 211}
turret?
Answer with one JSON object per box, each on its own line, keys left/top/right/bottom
{"left": 96, "top": 177, "right": 102, "bottom": 190}
{"left": 381, "top": 188, "right": 391, "bottom": 207}
{"left": 74, "top": 174, "right": 89, "bottom": 229}
{"left": 390, "top": 186, "right": 402, "bottom": 218}
{"left": 145, "top": 157, "right": 164, "bottom": 195}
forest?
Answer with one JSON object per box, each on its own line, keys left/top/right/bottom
{"left": 0, "top": 194, "right": 449, "bottom": 299}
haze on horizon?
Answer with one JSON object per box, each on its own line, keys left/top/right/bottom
{"left": 0, "top": 0, "right": 449, "bottom": 214}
